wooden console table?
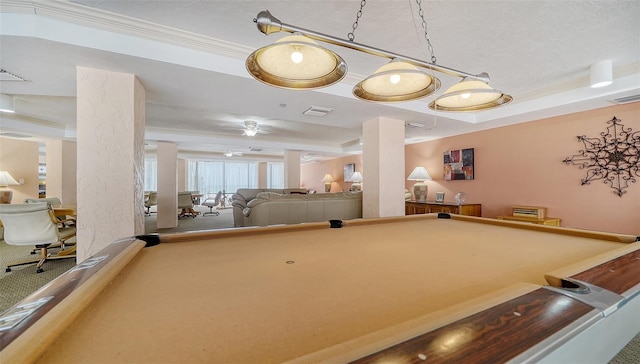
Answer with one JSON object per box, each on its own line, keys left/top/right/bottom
{"left": 405, "top": 201, "right": 481, "bottom": 217}
{"left": 497, "top": 215, "right": 562, "bottom": 226}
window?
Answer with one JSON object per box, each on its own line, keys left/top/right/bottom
{"left": 267, "top": 162, "right": 284, "bottom": 188}
{"left": 186, "top": 161, "right": 258, "bottom": 195}
{"left": 144, "top": 158, "right": 157, "bottom": 191}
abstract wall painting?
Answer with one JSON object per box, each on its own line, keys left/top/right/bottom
{"left": 444, "top": 148, "right": 474, "bottom": 181}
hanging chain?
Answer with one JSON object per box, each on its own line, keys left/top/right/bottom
{"left": 347, "top": 0, "right": 367, "bottom": 42}
{"left": 416, "top": 0, "right": 437, "bottom": 64}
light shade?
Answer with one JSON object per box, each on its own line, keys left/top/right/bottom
{"left": 429, "top": 76, "right": 512, "bottom": 112}
{"left": 353, "top": 59, "right": 440, "bottom": 102}
{"left": 407, "top": 167, "right": 432, "bottom": 182}
{"left": 0, "top": 94, "right": 15, "bottom": 113}
{"left": 321, "top": 174, "right": 334, "bottom": 183}
{"left": 590, "top": 60, "right": 612, "bottom": 88}
{"left": 350, "top": 171, "right": 363, "bottom": 183}
{"left": 0, "top": 171, "right": 19, "bottom": 186}
{"left": 246, "top": 34, "right": 347, "bottom": 90}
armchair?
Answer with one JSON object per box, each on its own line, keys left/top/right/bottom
{"left": 25, "top": 197, "right": 76, "bottom": 228}
{"left": 178, "top": 191, "right": 199, "bottom": 218}
{"left": 144, "top": 191, "right": 158, "bottom": 215}
{"left": 201, "top": 191, "right": 222, "bottom": 216}
{"left": 0, "top": 203, "right": 76, "bottom": 273}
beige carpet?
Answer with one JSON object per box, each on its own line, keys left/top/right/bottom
{"left": 1, "top": 207, "right": 638, "bottom": 362}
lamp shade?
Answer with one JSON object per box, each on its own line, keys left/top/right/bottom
{"left": 0, "top": 171, "right": 19, "bottom": 186}
{"left": 321, "top": 174, "right": 334, "bottom": 183}
{"left": 407, "top": 167, "right": 432, "bottom": 181}
{"left": 353, "top": 59, "right": 440, "bottom": 102}
{"left": 0, "top": 94, "right": 15, "bottom": 113}
{"left": 246, "top": 34, "right": 347, "bottom": 90}
{"left": 429, "top": 77, "right": 512, "bottom": 112}
{"left": 590, "top": 60, "right": 612, "bottom": 88}
{"left": 350, "top": 172, "right": 363, "bottom": 183}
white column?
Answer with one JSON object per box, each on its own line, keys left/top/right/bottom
{"left": 258, "top": 162, "right": 268, "bottom": 188}
{"left": 76, "top": 67, "right": 145, "bottom": 262}
{"left": 362, "top": 117, "right": 405, "bottom": 218}
{"left": 156, "top": 141, "right": 178, "bottom": 229}
{"left": 45, "top": 140, "right": 77, "bottom": 204}
{"left": 284, "top": 150, "right": 301, "bottom": 188}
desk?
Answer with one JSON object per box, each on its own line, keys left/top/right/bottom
{"left": 1, "top": 214, "right": 639, "bottom": 363}
{"left": 405, "top": 200, "right": 481, "bottom": 216}
{"left": 52, "top": 204, "right": 76, "bottom": 219}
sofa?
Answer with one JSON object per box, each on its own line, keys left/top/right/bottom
{"left": 231, "top": 188, "right": 307, "bottom": 227}
{"left": 232, "top": 190, "right": 362, "bottom": 227}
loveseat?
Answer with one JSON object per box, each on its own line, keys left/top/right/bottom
{"left": 232, "top": 190, "right": 362, "bottom": 227}
{"left": 231, "top": 188, "right": 307, "bottom": 227}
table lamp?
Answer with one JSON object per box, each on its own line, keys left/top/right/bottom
{"left": 321, "top": 174, "right": 334, "bottom": 193}
{"left": 0, "top": 171, "right": 19, "bottom": 204}
{"left": 350, "top": 172, "right": 363, "bottom": 191}
{"left": 408, "top": 167, "right": 432, "bottom": 202}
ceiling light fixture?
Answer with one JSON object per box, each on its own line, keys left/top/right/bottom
{"left": 590, "top": 60, "right": 613, "bottom": 88}
{"left": 244, "top": 120, "right": 259, "bottom": 137}
{"left": 247, "top": 3, "right": 512, "bottom": 112}
{"left": 0, "top": 94, "right": 15, "bottom": 113}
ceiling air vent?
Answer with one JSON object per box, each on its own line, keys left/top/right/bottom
{"left": 0, "top": 69, "right": 27, "bottom": 81}
{"left": 609, "top": 94, "right": 640, "bottom": 104}
{"left": 303, "top": 106, "right": 333, "bottom": 117}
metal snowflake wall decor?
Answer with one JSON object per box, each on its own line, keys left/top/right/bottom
{"left": 562, "top": 116, "right": 639, "bottom": 197}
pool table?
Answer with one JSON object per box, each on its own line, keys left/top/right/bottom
{"left": 1, "top": 213, "right": 639, "bottom": 363}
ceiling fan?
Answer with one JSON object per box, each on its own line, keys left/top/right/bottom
{"left": 243, "top": 120, "right": 260, "bottom": 137}
{"left": 223, "top": 150, "right": 244, "bottom": 157}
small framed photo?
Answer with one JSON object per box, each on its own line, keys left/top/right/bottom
{"left": 435, "top": 192, "right": 445, "bottom": 203}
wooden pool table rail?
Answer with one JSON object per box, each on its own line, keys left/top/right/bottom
{"left": 0, "top": 237, "right": 146, "bottom": 363}
{"left": 350, "top": 288, "right": 597, "bottom": 364}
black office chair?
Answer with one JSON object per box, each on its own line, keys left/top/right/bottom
{"left": 201, "top": 191, "right": 222, "bottom": 216}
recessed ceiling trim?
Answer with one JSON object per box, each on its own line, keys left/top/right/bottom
{"left": 15, "top": 0, "right": 251, "bottom": 59}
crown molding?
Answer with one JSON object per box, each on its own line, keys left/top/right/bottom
{"left": 1, "top": 0, "right": 252, "bottom": 60}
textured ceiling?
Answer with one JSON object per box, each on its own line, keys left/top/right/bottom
{"left": 0, "top": 0, "right": 639, "bottom": 161}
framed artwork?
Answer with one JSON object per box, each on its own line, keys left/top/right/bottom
{"left": 444, "top": 148, "right": 474, "bottom": 180}
{"left": 435, "top": 192, "right": 445, "bottom": 203}
{"left": 344, "top": 163, "right": 355, "bottom": 182}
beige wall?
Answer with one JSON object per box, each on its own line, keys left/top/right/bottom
{"left": 301, "top": 103, "right": 639, "bottom": 235}
{"left": 301, "top": 155, "right": 363, "bottom": 193}
{"left": 0, "top": 138, "right": 39, "bottom": 203}
{"left": 404, "top": 102, "right": 640, "bottom": 235}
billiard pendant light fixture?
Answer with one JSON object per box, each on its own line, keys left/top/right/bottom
{"left": 246, "top": 32, "right": 346, "bottom": 90}
{"left": 353, "top": 58, "right": 441, "bottom": 102}
{"left": 247, "top": 3, "right": 512, "bottom": 111}
{"left": 429, "top": 75, "right": 513, "bottom": 112}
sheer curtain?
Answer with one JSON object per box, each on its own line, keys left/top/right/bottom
{"left": 144, "top": 158, "right": 157, "bottom": 191}
{"left": 186, "top": 161, "right": 258, "bottom": 196}
{"left": 267, "top": 162, "right": 284, "bottom": 188}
